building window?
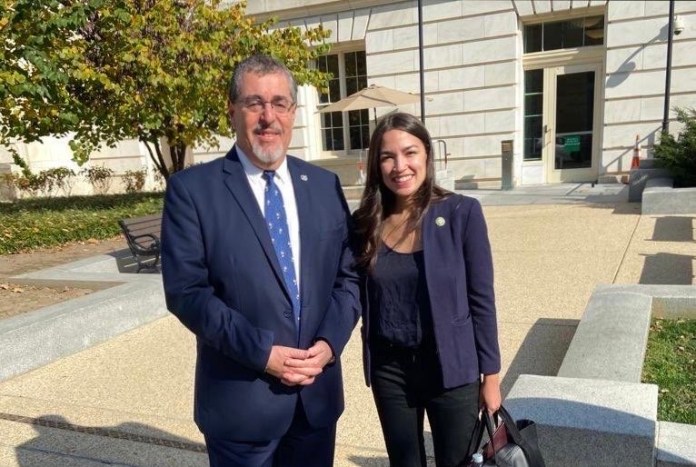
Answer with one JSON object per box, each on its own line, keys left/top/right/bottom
{"left": 524, "top": 16, "right": 604, "bottom": 53}
{"left": 523, "top": 69, "right": 543, "bottom": 161}
{"left": 317, "top": 51, "right": 369, "bottom": 152}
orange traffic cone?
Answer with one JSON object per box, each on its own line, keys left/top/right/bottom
{"left": 630, "top": 135, "right": 640, "bottom": 169}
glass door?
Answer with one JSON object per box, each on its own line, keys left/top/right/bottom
{"left": 544, "top": 63, "right": 601, "bottom": 183}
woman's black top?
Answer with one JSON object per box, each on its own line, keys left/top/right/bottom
{"left": 367, "top": 244, "right": 434, "bottom": 348}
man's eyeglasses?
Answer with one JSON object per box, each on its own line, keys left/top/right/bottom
{"left": 238, "top": 97, "right": 295, "bottom": 114}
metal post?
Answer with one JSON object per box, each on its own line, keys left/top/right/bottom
{"left": 417, "top": 0, "right": 426, "bottom": 123}
{"left": 663, "top": 0, "right": 675, "bottom": 134}
{"left": 501, "top": 140, "right": 513, "bottom": 190}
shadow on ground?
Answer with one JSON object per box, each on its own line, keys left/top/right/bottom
{"left": 501, "top": 318, "right": 578, "bottom": 398}
{"left": 13, "top": 414, "right": 206, "bottom": 466}
{"left": 640, "top": 252, "right": 695, "bottom": 285}
{"left": 347, "top": 455, "right": 389, "bottom": 466}
{"left": 649, "top": 216, "right": 695, "bottom": 242}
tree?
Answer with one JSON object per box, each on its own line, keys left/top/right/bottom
{"left": 1, "top": 0, "right": 331, "bottom": 179}
{"left": 0, "top": 0, "right": 101, "bottom": 175}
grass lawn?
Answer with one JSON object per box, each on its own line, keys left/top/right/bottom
{"left": 642, "top": 317, "right": 696, "bottom": 424}
{"left": 0, "top": 193, "right": 164, "bottom": 254}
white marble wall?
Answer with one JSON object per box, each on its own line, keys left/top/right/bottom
{"left": 603, "top": 0, "right": 696, "bottom": 173}
{"left": 6, "top": 0, "right": 696, "bottom": 190}
{"left": 341, "top": 1, "right": 520, "bottom": 184}
{"left": 0, "top": 136, "right": 159, "bottom": 198}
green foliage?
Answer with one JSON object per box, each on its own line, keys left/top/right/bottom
{"left": 643, "top": 318, "right": 696, "bottom": 424}
{"left": 0, "top": 192, "right": 164, "bottom": 254}
{"left": 0, "top": 0, "right": 104, "bottom": 167}
{"left": 653, "top": 108, "right": 696, "bottom": 187}
{"left": 11, "top": 167, "right": 78, "bottom": 197}
{"left": 43, "top": 166, "right": 76, "bottom": 195}
{"left": 81, "top": 165, "right": 114, "bottom": 194}
{"left": 1, "top": 0, "right": 331, "bottom": 180}
{"left": 11, "top": 173, "right": 43, "bottom": 197}
{"left": 2, "top": 167, "right": 77, "bottom": 197}
{"left": 122, "top": 168, "right": 147, "bottom": 193}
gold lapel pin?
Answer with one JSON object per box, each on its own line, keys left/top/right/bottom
{"left": 435, "top": 216, "right": 446, "bottom": 227}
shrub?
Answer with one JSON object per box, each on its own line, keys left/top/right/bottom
{"left": 653, "top": 107, "right": 696, "bottom": 187}
{"left": 0, "top": 192, "right": 164, "bottom": 254}
{"left": 13, "top": 173, "right": 47, "bottom": 197}
{"left": 81, "top": 166, "right": 115, "bottom": 194}
{"left": 122, "top": 168, "right": 147, "bottom": 193}
{"left": 43, "top": 167, "right": 76, "bottom": 196}
{"left": 0, "top": 168, "right": 77, "bottom": 199}
{"left": 153, "top": 170, "right": 166, "bottom": 191}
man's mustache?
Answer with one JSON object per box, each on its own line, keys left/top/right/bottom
{"left": 254, "top": 123, "right": 282, "bottom": 134}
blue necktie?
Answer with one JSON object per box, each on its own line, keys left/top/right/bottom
{"left": 262, "top": 170, "right": 301, "bottom": 331}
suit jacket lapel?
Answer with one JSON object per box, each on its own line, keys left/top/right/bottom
{"left": 222, "top": 148, "right": 285, "bottom": 288}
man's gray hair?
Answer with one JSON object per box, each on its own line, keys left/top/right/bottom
{"left": 228, "top": 54, "right": 298, "bottom": 103}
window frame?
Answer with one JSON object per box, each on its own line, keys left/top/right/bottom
{"left": 316, "top": 47, "right": 369, "bottom": 157}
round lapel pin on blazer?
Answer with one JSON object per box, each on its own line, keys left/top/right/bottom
{"left": 300, "top": 174, "right": 308, "bottom": 181}
{"left": 435, "top": 216, "right": 446, "bottom": 227}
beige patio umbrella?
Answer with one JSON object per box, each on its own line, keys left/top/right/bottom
{"left": 317, "top": 84, "right": 420, "bottom": 121}
{"left": 317, "top": 84, "right": 420, "bottom": 183}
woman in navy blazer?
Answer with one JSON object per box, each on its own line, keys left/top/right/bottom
{"left": 353, "top": 112, "right": 501, "bottom": 467}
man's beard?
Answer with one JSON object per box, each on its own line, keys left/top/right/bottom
{"left": 252, "top": 140, "right": 285, "bottom": 165}
{"left": 251, "top": 124, "right": 285, "bottom": 165}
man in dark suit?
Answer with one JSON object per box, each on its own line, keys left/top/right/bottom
{"left": 161, "top": 54, "right": 360, "bottom": 466}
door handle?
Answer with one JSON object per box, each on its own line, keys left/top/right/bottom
{"left": 543, "top": 125, "right": 551, "bottom": 146}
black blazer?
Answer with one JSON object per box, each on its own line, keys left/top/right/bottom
{"left": 161, "top": 147, "right": 360, "bottom": 441}
{"left": 361, "top": 194, "right": 501, "bottom": 388}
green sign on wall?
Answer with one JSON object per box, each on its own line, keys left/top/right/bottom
{"left": 564, "top": 135, "right": 581, "bottom": 153}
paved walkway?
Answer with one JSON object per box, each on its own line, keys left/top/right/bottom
{"left": 0, "top": 183, "right": 694, "bottom": 466}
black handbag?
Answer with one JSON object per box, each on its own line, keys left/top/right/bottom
{"left": 465, "top": 405, "right": 545, "bottom": 467}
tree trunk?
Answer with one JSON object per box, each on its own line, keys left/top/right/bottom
{"left": 169, "top": 141, "right": 187, "bottom": 174}
{"left": 141, "top": 137, "right": 169, "bottom": 180}
{"left": 141, "top": 136, "right": 189, "bottom": 181}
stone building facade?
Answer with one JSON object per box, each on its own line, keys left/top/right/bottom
{"left": 2, "top": 0, "right": 695, "bottom": 194}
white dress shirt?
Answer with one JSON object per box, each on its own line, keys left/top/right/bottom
{"left": 236, "top": 147, "right": 301, "bottom": 289}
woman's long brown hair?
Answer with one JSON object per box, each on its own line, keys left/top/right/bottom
{"left": 353, "top": 112, "right": 450, "bottom": 272}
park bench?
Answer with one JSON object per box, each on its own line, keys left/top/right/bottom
{"left": 118, "top": 213, "right": 162, "bottom": 272}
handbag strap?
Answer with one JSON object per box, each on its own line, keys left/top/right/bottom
{"left": 468, "top": 410, "right": 502, "bottom": 459}
{"left": 466, "top": 412, "right": 486, "bottom": 458}
{"left": 493, "top": 406, "right": 546, "bottom": 467}
{"left": 495, "top": 406, "right": 526, "bottom": 446}
{"left": 483, "top": 411, "right": 504, "bottom": 463}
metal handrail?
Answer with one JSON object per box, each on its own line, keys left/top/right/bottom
{"left": 436, "top": 139, "right": 448, "bottom": 170}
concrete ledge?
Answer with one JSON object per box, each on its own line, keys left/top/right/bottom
{"left": 342, "top": 184, "right": 364, "bottom": 201}
{"left": 505, "top": 375, "right": 657, "bottom": 467}
{"left": 313, "top": 157, "right": 364, "bottom": 186}
{"left": 646, "top": 177, "right": 674, "bottom": 189}
{"left": 628, "top": 167, "right": 672, "bottom": 202}
{"left": 642, "top": 180, "right": 696, "bottom": 215}
{"left": 0, "top": 254, "right": 167, "bottom": 382}
{"left": 507, "top": 284, "right": 696, "bottom": 466}
{"left": 657, "top": 422, "right": 696, "bottom": 466}
{"left": 436, "top": 169, "right": 455, "bottom": 191}
{"left": 557, "top": 289, "right": 652, "bottom": 382}
{"left": 558, "top": 285, "right": 696, "bottom": 382}
{"left": 595, "top": 284, "right": 696, "bottom": 319}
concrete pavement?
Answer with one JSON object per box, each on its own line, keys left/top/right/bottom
{"left": 0, "top": 183, "right": 694, "bottom": 466}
